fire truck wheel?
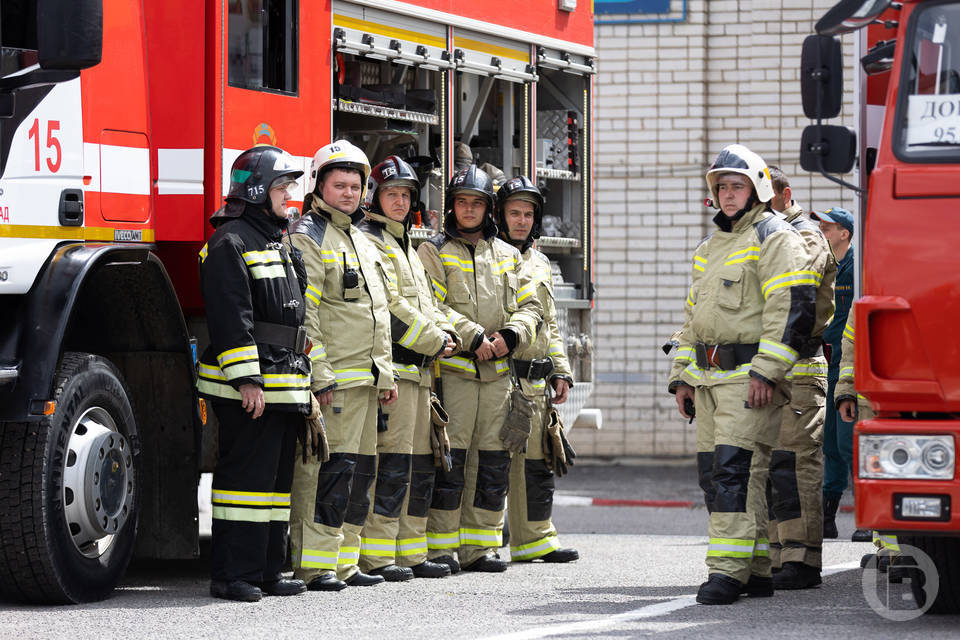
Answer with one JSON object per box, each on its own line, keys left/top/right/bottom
{"left": 0, "top": 352, "right": 139, "bottom": 604}
{"left": 900, "top": 535, "right": 960, "bottom": 614}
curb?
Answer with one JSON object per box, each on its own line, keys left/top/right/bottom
{"left": 556, "top": 495, "right": 858, "bottom": 512}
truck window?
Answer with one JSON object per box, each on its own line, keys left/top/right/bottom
{"left": 896, "top": 2, "right": 960, "bottom": 160}
{"left": 1, "top": 0, "right": 39, "bottom": 77}
{"left": 228, "top": 0, "right": 298, "bottom": 94}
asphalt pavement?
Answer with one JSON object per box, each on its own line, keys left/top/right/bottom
{"left": 2, "top": 458, "right": 958, "bottom": 639}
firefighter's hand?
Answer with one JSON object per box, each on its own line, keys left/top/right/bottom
{"left": 675, "top": 384, "right": 695, "bottom": 419}
{"left": 551, "top": 378, "right": 570, "bottom": 405}
{"left": 239, "top": 383, "right": 265, "bottom": 419}
{"left": 441, "top": 333, "right": 457, "bottom": 358}
{"left": 316, "top": 390, "right": 334, "bottom": 406}
{"left": 380, "top": 384, "right": 398, "bottom": 406}
{"left": 489, "top": 332, "right": 509, "bottom": 358}
{"left": 748, "top": 377, "right": 774, "bottom": 408}
{"left": 838, "top": 398, "right": 858, "bottom": 422}
{"left": 475, "top": 337, "right": 496, "bottom": 361}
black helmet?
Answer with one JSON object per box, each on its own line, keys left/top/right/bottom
{"left": 226, "top": 145, "right": 303, "bottom": 205}
{"left": 365, "top": 156, "right": 421, "bottom": 221}
{"left": 496, "top": 175, "right": 544, "bottom": 243}
{"left": 444, "top": 165, "right": 496, "bottom": 234}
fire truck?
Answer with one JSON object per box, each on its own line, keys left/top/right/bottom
{"left": 802, "top": 0, "right": 960, "bottom": 614}
{"left": 0, "top": 0, "right": 597, "bottom": 604}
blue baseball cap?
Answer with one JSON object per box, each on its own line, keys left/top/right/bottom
{"left": 810, "top": 207, "right": 854, "bottom": 236}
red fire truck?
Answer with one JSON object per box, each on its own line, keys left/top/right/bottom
{"left": 0, "top": 0, "right": 597, "bottom": 603}
{"left": 803, "top": 0, "right": 960, "bottom": 614}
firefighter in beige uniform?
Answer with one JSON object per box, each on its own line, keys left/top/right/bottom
{"left": 497, "top": 176, "right": 579, "bottom": 564}
{"left": 766, "top": 167, "right": 836, "bottom": 590}
{"left": 669, "top": 144, "right": 815, "bottom": 605}
{"left": 418, "top": 165, "right": 542, "bottom": 573}
{"left": 356, "top": 156, "right": 461, "bottom": 581}
{"left": 834, "top": 316, "right": 901, "bottom": 561}
{"left": 289, "top": 141, "right": 397, "bottom": 591}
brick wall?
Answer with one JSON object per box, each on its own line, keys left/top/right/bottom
{"left": 570, "top": 0, "right": 859, "bottom": 457}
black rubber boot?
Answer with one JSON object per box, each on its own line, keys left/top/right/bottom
{"left": 410, "top": 560, "right": 452, "bottom": 578}
{"left": 696, "top": 573, "right": 742, "bottom": 605}
{"left": 344, "top": 571, "right": 385, "bottom": 587}
{"left": 740, "top": 574, "right": 774, "bottom": 597}
{"left": 823, "top": 495, "right": 841, "bottom": 539}
{"left": 210, "top": 580, "right": 263, "bottom": 602}
{"left": 432, "top": 555, "right": 461, "bottom": 575}
{"left": 258, "top": 578, "right": 307, "bottom": 596}
{"left": 540, "top": 548, "right": 580, "bottom": 563}
{"left": 307, "top": 573, "right": 347, "bottom": 592}
{"left": 851, "top": 529, "right": 873, "bottom": 542}
{"left": 462, "top": 554, "right": 508, "bottom": 573}
{"left": 773, "top": 562, "right": 822, "bottom": 590}
{"left": 368, "top": 564, "right": 414, "bottom": 582}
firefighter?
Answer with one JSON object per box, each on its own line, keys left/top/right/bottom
{"left": 765, "top": 167, "right": 836, "bottom": 589}
{"left": 668, "top": 144, "right": 814, "bottom": 605}
{"left": 356, "top": 156, "right": 461, "bottom": 580}
{"left": 288, "top": 140, "right": 397, "bottom": 591}
{"left": 496, "top": 176, "right": 579, "bottom": 564}
{"left": 198, "top": 145, "right": 312, "bottom": 602}
{"left": 809, "top": 208, "right": 865, "bottom": 541}
{"left": 418, "top": 165, "right": 543, "bottom": 573}
{"left": 834, "top": 317, "right": 902, "bottom": 571}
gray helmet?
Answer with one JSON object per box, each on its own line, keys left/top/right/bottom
{"left": 226, "top": 145, "right": 303, "bottom": 205}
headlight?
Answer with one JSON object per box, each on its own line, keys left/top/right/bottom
{"left": 859, "top": 435, "right": 955, "bottom": 480}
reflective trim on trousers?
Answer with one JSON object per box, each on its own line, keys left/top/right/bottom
{"left": 360, "top": 537, "right": 397, "bottom": 559}
{"left": 337, "top": 546, "right": 360, "bottom": 565}
{"left": 299, "top": 549, "right": 339, "bottom": 570}
{"left": 510, "top": 535, "right": 561, "bottom": 561}
{"left": 706, "top": 537, "right": 755, "bottom": 558}
{"left": 396, "top": 537, "right": 428, "bottom": 557}
{"left": 460, "top": 527, "right": 502, "bottom": 547}
{"left": 426, "top": 531, "right": 460, "bottom": 550}
{"left": 212, "top": 505, "right": 272, "bottom": 523}
{"left": 754, "top": 538, "right": 770, "bottom": 558}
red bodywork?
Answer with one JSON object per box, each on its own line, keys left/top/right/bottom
{"left": 854, "top": 0, "right": 960, "bottom": 533}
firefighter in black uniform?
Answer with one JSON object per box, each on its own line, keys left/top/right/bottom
{"left": 198, "top": 145, "right": 313, "bottom": 602}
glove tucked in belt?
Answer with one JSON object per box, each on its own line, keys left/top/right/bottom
{"left": 513, "top": 358, "right": 554, "bottom": 380}
{"left": 694, "top": 342, "right": 758, "bottom": 370}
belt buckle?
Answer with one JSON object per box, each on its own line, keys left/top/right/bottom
{"left": 295, "top": 326, "right": 307, "bottom": 354}
{"left": 709, "top": 345, "right": 721, "bottom": 368}
{"left": 694, "top": 343, "right": 708, "bottom": 368}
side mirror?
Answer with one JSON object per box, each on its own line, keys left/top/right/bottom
{"left": 801, "top": 35, "right": 843, "bottom": 119}
{"left": 800, "top": 124, "right": 857, "bottom": 174}
{"left": 816, "top": 0, "right": 893, "bottom": 36}
{"left": 37, "top": 0, "right": 103, "bottom": 71}
{"left": 861, "top": 39, "right": 896, "bottom": 76}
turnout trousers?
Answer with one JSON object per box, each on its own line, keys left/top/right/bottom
{"left": 507, "top": 383, "right": 562, "bottom": 561}
{"left": 210, "top": 401, "right": 298, "bottom": 584}
{"left": 290, "top": 386, "right": 379, "bottom": 583}
{"left": 695, "top": 380, "right": 783, "bottom": 584}
{"left": 768, "top": 363, "right": 827, "bottom": 569}
{"left": 426, "top": 374, "right": 512, "bottom": 566}
{"left": 359, "top": 380, "right": 432, "bottom": 571}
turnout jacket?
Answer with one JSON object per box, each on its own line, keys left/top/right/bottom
{"left": 418, "top": 225, "right": 542, "bottom": 382}
{"left": 512, "top": 246, "right": 574, "bottom": 396}
{"left": 834, "top": 315, "right": 864, "bottom": 406}
{"left": 668, "top": 203, "right": 816, "bottom": 389}
{"left": 196, "top": 207, "right": 311, "bottom": 412}
{"left": 290, "top": 196, "right": 395, "bottom": 393}
{"left": 782, "top": 201, "right": 837, "bottom": 383}
{"left": 358, "top": 211, "right": 460, "bottom": 387}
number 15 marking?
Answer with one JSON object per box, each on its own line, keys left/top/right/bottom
{"left": 28, "top": 118, "right": 62, "bottom": 173}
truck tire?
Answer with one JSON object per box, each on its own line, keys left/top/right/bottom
{"left": 900, "top": 535, "right": 960, "bottom": 614}
{"left": 0, "top": 353, "right": 139, "bottom": 604}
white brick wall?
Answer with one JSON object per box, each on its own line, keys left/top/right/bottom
{"left": 571, "top": 0, "right": 859, "bottom": 457}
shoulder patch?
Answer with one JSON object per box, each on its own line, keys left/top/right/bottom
{"left": 357, "top": 219, "right": 384, "bottom": 243}
{"left": 292, "top": 212, "right": 328, "bottom": 248}
{"left": 753, "top": 214, "right": 795, "bottom": 244}
{"left": 789, "top": 216, "right": 820, "bottom": 234}
{"left": 427, "top": 232, "right": 449, "bottom": 251}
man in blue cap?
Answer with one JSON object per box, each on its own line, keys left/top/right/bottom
{"left": 809, "top": 208, "right": 867, "bottom": 541}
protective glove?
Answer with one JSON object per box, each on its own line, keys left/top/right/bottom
{"left": 499, "top": 386, "right": 534, "bottom": 454}
{"left": 301, "top": 394, "right": 330, "bottom": 464}
{"left": 429, "top": 393, "right": 453, "bottom": 472}
{"left": 542, "top": 407, "right": 576, "bottom": 477}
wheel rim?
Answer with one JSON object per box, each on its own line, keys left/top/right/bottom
{"left": 61, "top": 406, "right": 136, "bottom": 559}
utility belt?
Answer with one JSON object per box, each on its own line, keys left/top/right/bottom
{"left": 695, "top": 342, "right": 758, "bottom": 370}
{"left": 252, "top": 321, "right": 310, "bottom": 355}
{"left": 513, "top": 357, "right": 555, "bottom": 380}
{"left": 392, "top": 345, "right": 432, "bottom": 368}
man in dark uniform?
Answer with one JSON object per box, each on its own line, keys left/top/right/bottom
{"left": 198, "top": 145, "right": 313, "bottom": 602}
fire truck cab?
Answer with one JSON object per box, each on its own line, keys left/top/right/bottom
{"left": 0, "top": 0, "right": 596, "bottom": 604}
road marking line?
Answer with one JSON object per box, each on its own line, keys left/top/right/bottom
{"left": 480, "top": 562, "right": 863, "bottom": 640}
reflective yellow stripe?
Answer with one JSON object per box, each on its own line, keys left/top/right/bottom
{"left": 693, "top": 256, "right": 707, "bottom": 272}
{"left": 242, "top": 249, "right": 283, "bottom": 265}
{"left": 199, "top": 244, "right": 209, "bottom": 263}
{"left": 212, "top": 505, "right": 272, "bottom": 522}
{"left": 674, "top": 347, "right": 694, "bottom": 363}
{"left": 0, "top": 224, "right": 156, "bottom": 242}
{"left": 707, "top": 537, "right": 755, "bottom": 558}
{"left": 761, "top": 270, "right": 822, "bottom": 298}
{"left": 360, "top": 537, "right": 397, "bottom": 557}
{"left": 843, "top": 322, "right": 855, "bottom": 342}
{"left": 431, "top": 277, "right": 447, "bottom": 302}
{"left": 299, "top": 549, "right": 339, "bottom": 570}
{"left": 427, "top": 531, "right": 460, "bottom": 550}
{"left": 334, "top": 368, "right": 375, "bottom": 384}
{"left": 492, "top": 257, "right": 516, "bottom": 275}
{"left": 725, "top": 246, "right": 760, "bottom": 265}
{"left": 839, "top": 366, "right": 854, "bottom": 379}
{"left": 686, "top": 286, "right": 695, "bottom": 307}
{"left": 320, "top": 249, "right": 359, "bottom": 267}
{"left": 305, "top": 284, "right": 322, "bottom": 305}
{"left": 337, "top": 546, "right": 360, "bottom": 564}
{"left": 399, "top": 316, "right": 425, "bottom": 348}
{"left": 440, "top": 253, "right": 474, "bottom": 273}
{"left": 758, "top": 338, "right": 798, "bottom": 365}
{"left": 516, "top": 285, "right": 535, "bottom": 303}
{"left": 218, "top": 345, "right": 258, "bottom": 367}
{"left": 310, "top": 345, "right": 327, "bottom": 361}
{"left": 495, "top": 359, "right": 509, "bottom": 374}
{"left": 510, "top": 535, "right": 561, "bottom": 560}
{"left": 396, "top": 537, "right": 427, "bottom": 556}
{"left": 439, "top": 356, "right": 477, "bottom": 375}
{"left": 459, "top": 527, "right": 502, "bottom": 546}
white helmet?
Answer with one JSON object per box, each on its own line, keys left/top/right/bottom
{"left": 705, "top": 144, "right": 774, "bottom": 206}
{"left": 306, "top": 140, "right": 372, "bottom": 199}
